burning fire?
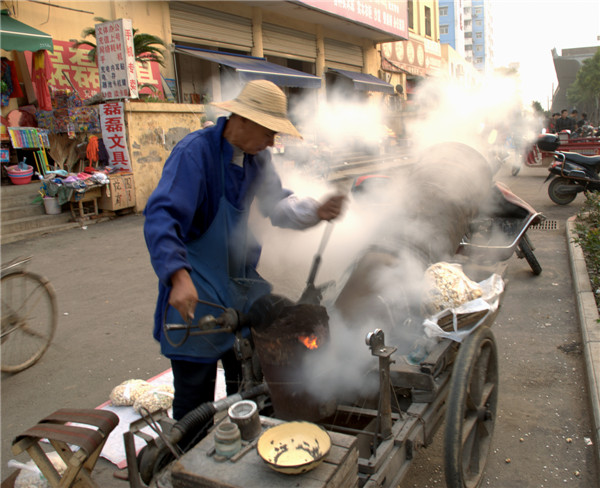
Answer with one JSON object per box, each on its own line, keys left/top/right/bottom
{"left": 298, "top": 334, "right": 320, "bottom": 350}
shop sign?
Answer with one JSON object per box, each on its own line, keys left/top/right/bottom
{"left": 99, "top": 101, "right": 132, "bottom": 171}
{"left": 27, "top": 40, "right": 163, "bottom": 100}
{"left": 381, "top": 38, "right": 426, "bottom": 76}
{"left": 95, "top": 19, "right": 138, "bottom": 100}
{"left": 298, "top": 0, "right": 408, "bottom": 39}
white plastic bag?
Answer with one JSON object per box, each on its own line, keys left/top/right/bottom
{"left": 9, "top": 453, "right": 66, "bottom": 488}
{"left": 422, "top": 273, "right": 504, "bottom": 342}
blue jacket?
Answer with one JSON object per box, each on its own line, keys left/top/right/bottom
{"left": 144, "top": 117, "right": 290, "bottom": 343}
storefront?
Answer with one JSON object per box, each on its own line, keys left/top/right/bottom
{"left": 1, "top": 0, "right": 407, "bottom": 214}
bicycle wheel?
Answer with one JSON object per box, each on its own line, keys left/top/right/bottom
{"left": 1, "top": 271, "right": 58, "bottom": 373}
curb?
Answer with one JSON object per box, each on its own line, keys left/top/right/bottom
{"left": 566, "top": 216, "right": 600, "bottom": 468}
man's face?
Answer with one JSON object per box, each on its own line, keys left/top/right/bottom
{"left": 237, "top": 119, "right": 276, "bottom": 155}
{"left": 561, "top": 111, "right": 568, "bottom": 118}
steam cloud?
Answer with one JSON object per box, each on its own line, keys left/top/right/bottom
{"left": 251, "top": 72, "right": 544, "bottom": 406}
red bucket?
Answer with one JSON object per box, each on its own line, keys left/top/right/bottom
{"left": 7, "top": 164, "right": 33, "bottom": 185}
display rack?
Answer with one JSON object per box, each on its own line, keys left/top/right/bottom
{"left": 7, "top": 127, "right": 51, "bottom": 175}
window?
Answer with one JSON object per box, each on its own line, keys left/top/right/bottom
{"left": 475, "top": 45, "right": 483, "bottom": 52}
{"left": 465, "top": 32, "right": 472, "bottom": 38}
{"left": 475, "top": 20, "right": 483, "bottom": 27}
{"left": 474, "top": 7, "right": 483, "bottom": 17}
{"left": 440, "top": 6, "right": 448, "bottom": 16}
{"left": 425, "top": 6, "right": 432, "bottom": 36}
{"left": 408, "top": 0, "right": 414, "bottom": 30}
{"left": 440, "top": 24, "right": 449, "bottom": 35}
{"left": 475, "top": 57, "right": 483, "bottom": 64}
{"left": 464, "top": 7, "right": 471, "bottom": 14}
{"left": 475, "top": 32, "right": 483, "bottom": 39}
{"left": 464, "top": 20, "right": 471, "bottom": 28}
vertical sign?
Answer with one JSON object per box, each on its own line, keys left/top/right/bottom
{"left": 95, "top": 19, "right": 138, "bottom": 100}
{"left": 100, "top": 101, "right": 132, "bottom": 171}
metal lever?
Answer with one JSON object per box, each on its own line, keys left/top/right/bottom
{"left": 366, "top": 329, "right": 397, "bottom": 443}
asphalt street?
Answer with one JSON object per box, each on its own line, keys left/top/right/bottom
{"left": 1, "top": 162, "right": 598, "bottom": 487}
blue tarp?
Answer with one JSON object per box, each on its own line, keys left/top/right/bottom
{"left": 327, "top": 68, "right": 394, "bottom": 94}
{"left": 175, "top": 47, "right": 322, "bottom": 88}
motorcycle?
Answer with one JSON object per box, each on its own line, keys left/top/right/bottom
{"left": 537, "top": 133, "right": 600, "bottom": 205}
{"left": 457, "top": 181, "right": 544, "bottom": 275}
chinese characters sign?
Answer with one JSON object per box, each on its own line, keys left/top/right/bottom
{"left": 100, "top": 102, "right": 132, "bottom": 171}
{"left": 298, "top": 0, "right": 408, "bottom": 39}
{"left": 95, "top": 19, "right": 138, "bottom": 100}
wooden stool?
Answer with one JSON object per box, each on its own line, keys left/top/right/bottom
{"left": 11, "top": 408, "right": 119, "bottom": 488}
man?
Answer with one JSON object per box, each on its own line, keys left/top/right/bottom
{"left": 144, "top": 80, "right": 344, "bottom": 423}
{"left": 555, "top": 109, "right": 575, "bottom": 133}
{"left": 548, "top": 112, "right": 560, "bottom": 133}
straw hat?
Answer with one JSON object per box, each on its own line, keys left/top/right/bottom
{"left": 212, "top": 80, "right": 302, "bottom": 138}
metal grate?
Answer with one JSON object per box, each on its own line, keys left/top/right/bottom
{"left": 529, "top": 220, "right": 558, "bottom": 231}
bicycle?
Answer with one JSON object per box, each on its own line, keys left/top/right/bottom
{"left": 1, "top": 256, "right": 58, "bottom": 373}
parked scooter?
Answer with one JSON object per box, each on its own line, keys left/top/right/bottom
{"left": 458, "top": 181, "right": 544, "bottom": 275}
{"left": 537, "top": 133, "right": 600, "bottom": 205}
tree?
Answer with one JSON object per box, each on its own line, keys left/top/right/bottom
{"left": 531, "top": 101, "right": 544, "bottom": 115}
{"left": 567, "top": 48, "right": 600, "bottom": 124}
{"left": 70, "top": 17, "right": 167, "bottom": 68}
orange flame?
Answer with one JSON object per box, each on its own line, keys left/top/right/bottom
{"left": 298, "top": 334, "right": 320, "bottom": 350}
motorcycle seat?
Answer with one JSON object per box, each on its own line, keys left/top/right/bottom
{"left": 563, "top": 151, "right": 600, "bottom": 167}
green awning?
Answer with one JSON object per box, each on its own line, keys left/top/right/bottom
{"left": 0, "top": 11, "right": 54, "bottom": 52}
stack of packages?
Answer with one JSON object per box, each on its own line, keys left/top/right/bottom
{"left": 109, "top": 379, "right": 175, "bottom": 414}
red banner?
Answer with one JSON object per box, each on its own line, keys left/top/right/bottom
{"left": 27, "top": 40, "right": 163, "bottom": 100}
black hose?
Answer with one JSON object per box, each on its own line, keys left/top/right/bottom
{"left": 171, "top": 383, "right": 269, "bottom": 444}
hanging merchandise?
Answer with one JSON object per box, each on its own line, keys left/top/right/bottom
{"left": 32, "top": 50, "right": 53, "bottom": 111}
{"left": 1, "top": 57, "right": 24, "bottom": 99}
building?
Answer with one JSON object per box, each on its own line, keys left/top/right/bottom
{"left": 438, "top": 0, "right": 493, "bottom": 74}
{"left": 1, "top": 0, "right": 409, "bottom": 211}
{"left": 380, "top": 1, "right": 442, "bottom": 102}
{"left": 551, "top": 46, "right": 599, "bottom": 121}
{"left": 439, "top": 0, "right": 465, "bottom": 58}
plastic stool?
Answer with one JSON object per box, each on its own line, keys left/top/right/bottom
{"left": 11, "top": 408, "right": 119, "bottom": 488}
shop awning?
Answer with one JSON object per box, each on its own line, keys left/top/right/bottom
{"left": 175, "top": 47, "right": 322, "bottom": 88}
{"left": 0, "top": 11, "right": 54, "bottom": 52}
{"left": 327, "top": 68, "right": 394, "bottom": 94}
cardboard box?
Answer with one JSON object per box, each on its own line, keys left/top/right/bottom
{"left": 99, "top": 173, "right": 135, "bottom": 211}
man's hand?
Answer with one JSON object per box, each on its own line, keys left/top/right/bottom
{"left": 169, "top": 269, "right": 198, "bottom": 322}
{"left": 317, "top": 194, "right": 346, "bottom": 221}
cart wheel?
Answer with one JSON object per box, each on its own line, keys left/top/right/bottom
{"left": 444, "top": 326, "right": 498, "bottom": 488}
{"left": 548, "top": 177, "right": 578, "bottom": 205}
{"left": 517, "top": 233, "right": 542, "bottom": 276}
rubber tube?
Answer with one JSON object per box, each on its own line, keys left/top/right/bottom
{"left": 171, "top": 383, "right": 269, "bottom": 444}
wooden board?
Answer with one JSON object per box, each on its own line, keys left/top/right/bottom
{"left": 171, "top": 417, "right": 358, "bottom": 488}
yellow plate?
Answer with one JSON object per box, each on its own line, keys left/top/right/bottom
{"left": 257, "top": 421, "right": 331, "bottom": 475}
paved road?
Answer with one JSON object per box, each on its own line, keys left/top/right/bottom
{"left": 1, "top": 163, "right": 598, "bottom": 487}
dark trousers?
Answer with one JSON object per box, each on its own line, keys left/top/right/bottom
{"left": 170, "top": 348, "right": 242, "bottom": 421}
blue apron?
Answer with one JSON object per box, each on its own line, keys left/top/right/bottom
{"left": 161, "top": 155, "right": 272, "bottom": 361}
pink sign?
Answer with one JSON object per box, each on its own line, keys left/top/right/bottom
{"left": 298, "top": 0, "right": 408, "bottom": 39}
{"left": 100, "top": 101, "right": 132, "bottom": 171}
{"left": 95, "top": 19, "right": 139, "bottom": 100}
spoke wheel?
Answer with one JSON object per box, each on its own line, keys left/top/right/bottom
{"left": 1, "top": 271, "right": 57, "bottom": 373}
{"left": 548, "top": 177, "right": 578, "bottom": 205}
{"left": 444, "top": 326, "right": 498, "bottom": 488}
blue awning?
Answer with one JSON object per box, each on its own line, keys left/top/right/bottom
{"left": 327, "top": 68, "right": 393, "bottom": 94}
{"left": 175, "top": 47, "right": 322, "bottom": 88}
